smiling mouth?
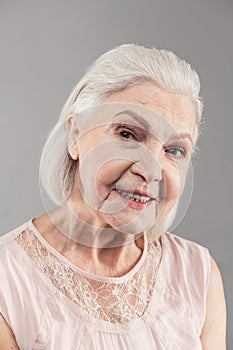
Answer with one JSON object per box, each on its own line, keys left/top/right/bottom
{"left": 115, "top": 189, "right": 157, "bottom": 203}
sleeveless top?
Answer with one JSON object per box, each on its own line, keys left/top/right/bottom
{"left": 0, "top": 219, "right": 210, "bottom": 350}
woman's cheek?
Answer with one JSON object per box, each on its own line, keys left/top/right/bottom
{"left": 78, "top": 147, "right": 133, "bottom": 209}
{"left": 159, "top": 168, "right": 182, "bottom": 215}
{"left": 95, "top": 160, "right": 132, "bottom": 191}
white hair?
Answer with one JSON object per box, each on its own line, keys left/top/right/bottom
{"left": 39, "top": 43, "right": 203, "bottom": 223}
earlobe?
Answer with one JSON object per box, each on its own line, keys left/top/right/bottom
{"left": 69, "top": 147, "right": 79, "bottom": 160}
{"left": 66, "top": 115, "right": 79, "bottom": 160}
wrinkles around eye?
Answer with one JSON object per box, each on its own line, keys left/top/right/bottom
{"left": 114, "top": 123, "right": 146, "bottom": 142}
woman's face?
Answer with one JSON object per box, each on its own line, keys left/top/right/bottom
{"left": 67, "top": 82, "right": 197, "bottom": 234}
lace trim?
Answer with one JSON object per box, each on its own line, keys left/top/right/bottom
{"left": 15, "top": 228, "right": 162, "bottom": 324}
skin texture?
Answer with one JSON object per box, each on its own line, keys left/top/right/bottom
{"left": 63, "top": 83, "right": 197, "bottom": 250}
{"left": 35, "top": 83, "right": 197, "bottom": 276}
{"left": 0, "top": 82, "right": 226, "bottom": 348}
{"left": 200, "top": 257, "right": 227, "bottom": 349}
{"left": 0, "top": 314, "right": 19, "bottom": 349}
{"left": 67, "top": 101, "right": 193, "bottom": 233}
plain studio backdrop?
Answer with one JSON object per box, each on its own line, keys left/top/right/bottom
{"left": 0, "top": 0, "right": 232, "bottom": 347}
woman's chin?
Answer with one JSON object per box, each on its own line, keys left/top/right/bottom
{"left": 101, "top": 205, "right": 158, "bottom": 235}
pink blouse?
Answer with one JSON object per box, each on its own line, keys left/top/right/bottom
{"left": 0, "top": 219, "right": 210, "bottom": 349}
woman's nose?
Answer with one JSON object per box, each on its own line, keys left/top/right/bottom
{"left": 130, "top": 147, "right": 163, "bottom": 183}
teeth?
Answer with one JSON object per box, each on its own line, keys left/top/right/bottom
{"left": 116, "top": 189, "right": 152, "bottom": 202}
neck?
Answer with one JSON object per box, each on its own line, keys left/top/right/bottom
{"left": 43, "top": 204, "right": 145, "bottom": 277}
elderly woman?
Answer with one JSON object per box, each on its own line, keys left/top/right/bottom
{"left": 0, "top": 44, "right": 226, "bottom": 349}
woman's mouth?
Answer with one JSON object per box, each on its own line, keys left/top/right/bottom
{"left": 115, "top": 189, "right": 156, "bottom": 203}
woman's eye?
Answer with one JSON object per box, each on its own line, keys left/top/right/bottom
{"left": 119, "top": 130, "right": 136, "bottom": 140}
{"left": 165, "top": 147, "right": 186, "bottom": 158}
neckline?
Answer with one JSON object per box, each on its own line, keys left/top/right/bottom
{"left": 28, "top": 217, "right": 148, "bottom": 284}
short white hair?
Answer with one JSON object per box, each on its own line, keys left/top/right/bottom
{"left": 39, "top": 43, "right": 203, "bottom": 211}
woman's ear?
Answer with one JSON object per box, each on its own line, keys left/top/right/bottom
{"left": 66, "top": 115, "right": 79, "bottom": 160}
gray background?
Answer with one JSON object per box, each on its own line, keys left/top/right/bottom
{"left": 0, "top": 0, "right": 232, "bottom": 347}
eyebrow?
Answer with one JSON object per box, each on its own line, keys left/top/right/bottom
{"left": 166, "top": 133, "right": 194, "bottom": 146}
{"left": 113, "top": 110, "right": 151, "bottom": 130}
{"left": 112, "top": 109, "right": 194, "bottom": 146}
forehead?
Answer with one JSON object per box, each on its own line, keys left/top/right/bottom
{"left": 104, "top": 82, "right": 197, "bottom": 137}
{"left": 75, "top": 82, "right": 198, "bottom": 144}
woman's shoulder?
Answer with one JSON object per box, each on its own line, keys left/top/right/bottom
{"left": 161, "top": 231, "right": 211, "bottom": 283}
{"left": 0, "top": 219, "right": 30, "bottom": 249}
{"left": 0, "top": 219, "right": 48, "bottom": 349}
{"left": 159, "top": 232, "right": 211, "bottom": 287}
{"left": 162, "top": 231, "right": 210, "bottom": 258}
{"left": 159, "top": 231, "right": 211, "bottom": 301}
{"left": 155, "top": 232, "right": 212, "bottom": 332}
